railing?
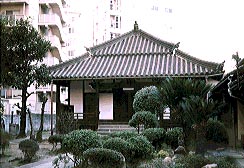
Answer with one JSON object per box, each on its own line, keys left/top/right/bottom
{"left": 0, "top": 0, "right": 29, "bottom": 4}
{"left": 73, "top": 112, "right": 98, "bottom": 130}
{"left": 39, "top": 0, "right": 66, "bottom": 22}
{"left": 0, "top": 14, "right": 26, "bottom": 26}
{"left": 38, "top": 14, "right": 66, "bottom": 42}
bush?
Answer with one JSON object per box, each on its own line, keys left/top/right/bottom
{"left": 61, "top": 129, "right": 102, "bottom": 165}
{"left": 103, "top": 137, "right": 132, "bottom": 160}
{"left": 82, "top": 148, "right": 125, "bottom": 168}
{"left": 19, "top": 139, "right": 39, "bottom": 162}
{"left": 48, "top": 134, "right": 64, "bottom": 150}
{"left": 157, "top": 149, "right": 169, "bottom": 158}
{"left": 213, "top": 156, "right": 237, "bottom": 168}
{"left": 142, "top": 128, "right": 166, "bottom": 150}
{"left": 138, "top": 158, "right": 168, "bottom": 168}
{"left": 127, "top": 135, "right": 154, "bottom": 161}
{"left": 133, "top": 86, "right": 162, "bottom": 114}
{"left": 110, "top": 130, "right": 138, "bottom": 140}
{"left": 175, "top": 154, "right": 209, "bottom": 168}
{"left": 165, "top": 127, "right": 183, "bottom": 149}
{"left": 0, "top": 129, "right": 10, "bottom": 155}
{"left": 129, "top": 111, "right": 159, "bottom": 133}
{"left": 206, "top": 119, "right": 229, "bottom": 144}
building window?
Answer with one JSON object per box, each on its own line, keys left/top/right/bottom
{"left": 69, "top": 27, "right": 74, "bottom": 33}
{"left": 110, "top": 33, "right": 113, "bottom": 39}
{"left": 5, "top": 10, "right": 20, "bottom": 15}
{"left": 115, "top": 16, "right": 118, "bottom": 28}
{"left": 165, "top": 8, "right": 172, "bottom": 13}
{"left": 110, "top": 0, "right": 113, "bottom": 10}
{"left": 68, "top": 50, "right": 74, "bottom": 56}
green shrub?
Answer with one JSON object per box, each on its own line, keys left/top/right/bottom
{"left": 110, "top": 130, "right": 138, "bottom": 140}
{"left": 133, "top": 86, "right": 162, "bottom": 114}
{"left": 206, "top": 119, "right": 229, "bottom": 144}
{"left": 19, "top": 139, "right": 39, "bottom": 162}
{"left": 142, "top": 128, "right": 166, "bottom": 150}
{"left": 129, "top": 111, "right": 158, "bottom": 133}
{"left": 82, "top": 148, "right": 125, "bottom": 168}
{"left": 175, "top": 154, "right": 209, "bottom": 168}
{"left": 0, "top": 129, "right": 10, "bottom": 155}
{"left": 157, "top": 149, "right": 169, "bottom": 158}
{"left": 103, "top": 137, "right": 132, "bottom": 160}
{"left": 127, "top": 135, "right": 154, "bottom": 160}
{"left": 165, "top": 127, "right": 183, "bottom": 149}
{"left": 61, "top": 129, "right": 102, "bottom": 165}
{"left": 48, "top": 134, "right": 64, "bottom": 149}
{"left": 214, "top": 156, "right": 237, "bottom": 168}
{"left": 138, "top": 158, "right": 168, "bottom": 168}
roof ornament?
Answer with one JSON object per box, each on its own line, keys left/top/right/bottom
{"left": 170, "top": 42, "right": 180, "bottom": 55}
{"left": 216, "top": 60, "right": 225, "bottom": 72}
{"left": 84, "top": 46, "right": 93, "bottom": 58}
{"left": 134, "top": 21, "right": 139, "bottom": 31}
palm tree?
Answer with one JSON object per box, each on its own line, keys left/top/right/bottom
{"left": 180, "top": 96, "right": 218, "bottom": 154}
{"left": 159, "top": 77, "right": 212, "bottom": 144}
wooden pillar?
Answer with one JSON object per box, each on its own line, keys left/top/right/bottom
{"left": 95, "top": 80, "right": 99, "bottom": 130}
{"left": 56, "top": 83, "right": 61, "bottom": 134}
{"left": 50, "top": 80, "right": 53, "bottom": 135}
{"left": 68, "top": 81, "right": 71, "bottom": 106}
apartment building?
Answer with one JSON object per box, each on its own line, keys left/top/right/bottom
{"left": 0, "top": 0, "right": 82, "bottom": 114}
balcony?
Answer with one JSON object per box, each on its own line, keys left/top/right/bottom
{"left": 39, "top": 14, "right": 66, "bottom": 43}
{"left": 0, "top": 14, "right": 26, "bottom": 26}
{"left": 45, "top": 35, "right": 64, "bottom": 61}
{"left": 39, "top": 0, "right": 67, "bottom": 23}
{"left": 0, "top": 0, "right": 29, "bottom": 4}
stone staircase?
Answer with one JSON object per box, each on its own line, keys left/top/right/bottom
{"left": 97, "top": 122, "right": 137, "bottom": 135}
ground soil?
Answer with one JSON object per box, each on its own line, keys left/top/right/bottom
{"left": 0, "top": 133, "right": 55, "bottom": 168}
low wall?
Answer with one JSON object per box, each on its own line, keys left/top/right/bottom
{"left": 3, "top": 114, "right": 56, "bottom": 133}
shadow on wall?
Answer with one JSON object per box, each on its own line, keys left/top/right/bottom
{"left": 3, "top": 114, "right": 56, "bottom": 134}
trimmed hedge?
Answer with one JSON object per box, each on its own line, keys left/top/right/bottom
{"left": 61, "top": 129, "right": 102, "bottom": 164}
{"left": 48, "top": 134, "right": 64, "bottom": 149}
{"left": 0, "top": 129, "right": 10, "bottom": 155}
{"left": 103, "top": 137, "right": 132, "bottom": 160}
{"left": 127, "top": 135, "right": 154, "bottom": 160}
{"left": 165, "top": 127, "right": 183, "bottom": 149}
{"left": 83, "top": 148, "right": 125, "bottom": 168}
{"left": 19, "top": 139, "right": 39, "bottom": 162}
{"left": 142, "top": 128, "right": 166, "bottom": 150}
{"left": 133, "top": 86, "right": 162, "bottom": 114}
{"left": 110, "top": 130, "right": 138, "bottom": 140}
{"left": 129, "top": 111, "right": 158, "bottom": 132}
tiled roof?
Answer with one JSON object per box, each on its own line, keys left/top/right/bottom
{"left": 50, "top": 29, "right": 224, "bottom": 80}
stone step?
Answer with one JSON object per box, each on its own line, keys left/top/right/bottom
{"left": 97, "top": 124, "right": 137, "bottom": 135}
{"left": 98, "top": 124, "right": 133, "bottom": 129}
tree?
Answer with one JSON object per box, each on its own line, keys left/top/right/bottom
{"left": 1, "top": 18, "right": 51, "bottom": 138}
{"left": 36, "top": 92, "right": 48, "bottom": 142}
{"left": 133, "top": 86, "right": 162, "bottom": 114}
{"left": 159, "top": 78, "right": 212, "bottom": 143}
{"left": 180, "top": 96, "right": 218, "bottom": 154}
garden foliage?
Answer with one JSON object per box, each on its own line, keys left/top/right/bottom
{"left": 82, "top": 148, "right": 125, "bottom": 168}
{"left": 19, "top": 139, "right": 39, "bottom": 162}
{"left": 142, "top": 128, "right": 166, "bottom": 150}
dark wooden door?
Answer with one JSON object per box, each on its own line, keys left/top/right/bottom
{"left": 83, "top": 93, "right": 98, "bottom": 130}
{"left": 113, "top": 89, "right": 129, "bottom": 122}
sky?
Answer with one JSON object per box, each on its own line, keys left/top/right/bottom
{"left": 71, "top": 0, "right": 244, "bottom": 73}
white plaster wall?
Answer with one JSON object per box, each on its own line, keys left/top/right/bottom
{"left": 70, "top": 81, "right": 83, "bottom": 113}
{"left": 99, "top": 93, "right": 113, "bottom": 120}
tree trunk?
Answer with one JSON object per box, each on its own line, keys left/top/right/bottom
{"left": 195, "top": 123, "right": 207, "bottom": 155}
{"left": 18, "top": 88, "right": 27, "bottom": 138}
{"left": 28, "top": 109, "right": 35, "bottom": 140}
{"left": 36, "top": 98, "right": 47, "bottom": 142}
